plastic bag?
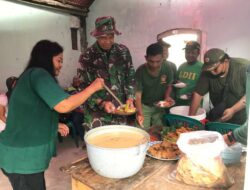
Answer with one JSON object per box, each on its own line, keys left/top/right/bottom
{"left": 175, "top": 130, "right": 234, "bottom": 188}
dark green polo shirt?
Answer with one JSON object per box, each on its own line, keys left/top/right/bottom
{"left": 195, "top": 58, "right": 250, "bottom": 124}
{"left": 135, "top": 62, "right": 173, "bottom": 106}
{"left": 0, "top": 68, "right": 69, "bottom": 174}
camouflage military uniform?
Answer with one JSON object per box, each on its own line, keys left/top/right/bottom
{"left": 78, "top": 42, "right": 135, "bottom": 128}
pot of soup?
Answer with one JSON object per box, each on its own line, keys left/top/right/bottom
{"left": 84, "top": 125, "right": 150, "bottom": 179}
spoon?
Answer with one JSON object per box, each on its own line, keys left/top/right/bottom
{"left": 103, "top": 84, "right": 123, "bottom": 107}
{"left": 97, "top": 73, "right": 123, "bottom": 107}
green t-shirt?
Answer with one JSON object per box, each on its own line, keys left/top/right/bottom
{"left": 176, "top": 61, "right": 203, "bottom": 105}
{"left": 233, "top": 65, "right": 250, "bottom": 144}
{"left": 135, "top": 62, "right": 173, "bottom": 106}
{"left": 195, "top": 58, "right": 250, "bottom": 124}
{"left": 165, "top": 60, "right": 177, "bottom": 99}
{"left": 0, "top": 68, "right": 69, "bottom": 174}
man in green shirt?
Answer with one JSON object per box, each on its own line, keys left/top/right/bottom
{"left": 158, "top": 40, "right": 177, "bottom": 100}
{"left": 224, "top": 65, "right": 250, "bottom": 145}
{"left": 189, "top": 48, "right": 250, "bottom": 124}
{"left": 135, "top": 43, "right": 173, "bottom": 129}
{"left": 176, "top": 41, "right": 203, "bottom": 105}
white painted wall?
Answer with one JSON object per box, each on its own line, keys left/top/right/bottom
{"left": 0, "top": 0, "right": 81, "bottom": 92}
{"left": 1, "top": 0, "right": 250, "bottom": 91}
{"left": 87, "top": 0, "right": 250, "bottom": 69}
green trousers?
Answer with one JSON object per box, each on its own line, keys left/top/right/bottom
{"left": 136, "top": 104, "right": 166, "bottom": 130}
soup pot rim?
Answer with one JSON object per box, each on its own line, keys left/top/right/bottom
{"left": 84, "top": 125, "right": 150, "bottom": 150}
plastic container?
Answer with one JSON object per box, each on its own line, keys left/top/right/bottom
{"left": 170, "top": 106, "right": 206, "bottom": 121}
{"left": 206, "top": 122, "right": 240, "bottom": 134}
{"left": 164, "top": 114, "right": 204, "bottom": 129}
{"left": 221, "top": 143, "right": 242, "bottom": 164}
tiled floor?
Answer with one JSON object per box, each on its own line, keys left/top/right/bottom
{"left": 0, "top": 137, "right": 85, "bottom": 190}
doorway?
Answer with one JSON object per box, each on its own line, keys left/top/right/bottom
{"left": 157, "top": 28, "right": 205, "bottom": 68}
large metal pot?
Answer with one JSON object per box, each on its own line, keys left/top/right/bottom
{"left": 84, "top": 125, "right": 150, "bottom": 179}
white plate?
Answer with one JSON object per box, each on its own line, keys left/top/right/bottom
{"left": 179, "top": 94, "right": 190, "bottom": 100}
{"left": 154, "top": 100, "right": 175, "bottom": 108}
{"left": 173, "top": 82, "right": 186, "bottom": 88}
{"left": 147, "top": 141, "right": 179, "bottom": 161}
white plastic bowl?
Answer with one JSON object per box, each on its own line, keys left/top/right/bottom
{"left": 84, "top": 125, "right": 150, "bottom": 179}
{"left": 221, "top": 143, "right": 242, "bottom": 164}
{"left": 170, "top": 106, "right": 206, "bottom": 121}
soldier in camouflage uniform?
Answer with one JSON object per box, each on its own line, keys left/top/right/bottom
{"left": 78, "top": 16, "right": 136, "bottom": 129}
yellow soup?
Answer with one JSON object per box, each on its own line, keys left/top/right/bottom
{"left": 88, "top": 131, "right": 146, "bottom": 148}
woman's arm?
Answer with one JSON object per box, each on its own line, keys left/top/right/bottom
{"left": 54, "top": 78, "right": 104, "bottom": 113}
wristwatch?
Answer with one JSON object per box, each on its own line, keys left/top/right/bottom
{"left": 227, "top": 131, "right": 236, "bottom": 143}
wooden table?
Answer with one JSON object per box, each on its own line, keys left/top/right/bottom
{"left": 61, "top": 151, "right": 246, "bottom": 190}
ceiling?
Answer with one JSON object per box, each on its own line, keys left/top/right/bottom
{"left": 54, "top": 0, "right": 95, "bottom": 9}
{"left": 11, "top": 0, "right": 95, "bottom": 16}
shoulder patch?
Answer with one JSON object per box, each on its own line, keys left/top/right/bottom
{"left": 160, "top": 75, "right": 167, "bottom": 84}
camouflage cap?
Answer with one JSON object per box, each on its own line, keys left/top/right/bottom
{"left": 202, "top": 48, "right": 226, "bottom": 71}
{"left": 90, "top": 16, "right": 121, "bottom": 37}
{"left": 183, "top": 41, "right": 200, "bottom": 50}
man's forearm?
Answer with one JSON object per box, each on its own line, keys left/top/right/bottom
{"left": 165, "top": 85, "right": 172, "bottom": 99}
{"left": 135, "top": 92, "right": 143, "bottom": 115}
{"left": 231, "top": 95, "right": 246, "bottom": 114}
{"left": 189, "top": 92, "right": 203, "bottom": 115}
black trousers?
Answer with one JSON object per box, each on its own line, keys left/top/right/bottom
{"left": 1, "top": 169, "right": 46, "bottom": 190}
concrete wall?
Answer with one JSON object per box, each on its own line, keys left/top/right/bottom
{"left": 87, "top": 0, "right": 250, "bottom": 69}
{"left": 1, "top": 0, "right": 250, "bottom": 91}
{"left": 0, "top": 0, "right": 81, "bottom": 92}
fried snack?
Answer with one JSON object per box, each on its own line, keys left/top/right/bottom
{"left": 148, "top": 142, "right": 181, "bottom": 159}
{"left": 164, "top": 99, "right": 174, "bottom": 107}
{"left": 156, "top": 100, "right": 174, "bottom": 108}
{"left": 163, "top": 126, "right": 195, "bottom": 142}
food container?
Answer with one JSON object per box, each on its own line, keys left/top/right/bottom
{"left": 170, "top": 106, "right": 206, "bottom": 121}
{"left": 221, "top": 143, "right": 242, "bottom": 164}
{"left": 84, "top": 125, "right": 150, "bottom": 179}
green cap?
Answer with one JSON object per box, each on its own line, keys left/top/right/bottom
{"left": 183, "top": 41, "right": 200, "bottom": 50}
{"left": 202, "top": 48, "right": 226, "bottom": 71}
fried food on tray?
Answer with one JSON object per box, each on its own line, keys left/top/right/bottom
{"left": 162, "top": 126, "right": 195, "bottom": 142}
{"left": 148, "top": 141, "right": 180, "bottom": 159}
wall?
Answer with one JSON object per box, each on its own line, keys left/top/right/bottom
{"left": 1, "top": 0, "right": 250, "bottom": 89}
{"left": 87, "top": 0, "right": 250, "bottom": 69}
{"left": 0, "top": 0, "right": 81, "bottom": 92}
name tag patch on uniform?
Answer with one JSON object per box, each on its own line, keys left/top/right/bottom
{"left": 160, "top": 75, "right": 167, "bottom": 84}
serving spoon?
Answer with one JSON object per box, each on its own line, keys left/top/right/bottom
{"left": 103, "top": 84, "right": 123, "bottom": 107}
{"left": 97, "top": 73, "right": 123, "bottom": 107}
